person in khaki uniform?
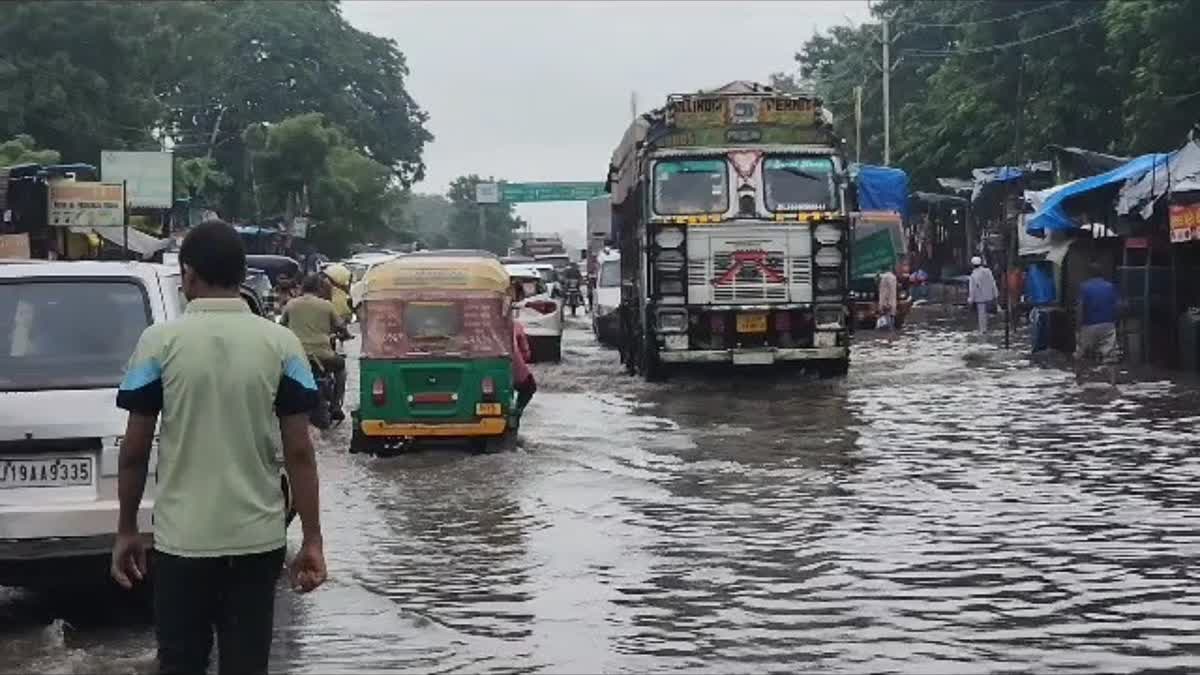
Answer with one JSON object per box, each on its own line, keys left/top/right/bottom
{"left": 112, "top": 220, "right": 326, "bottom": 675}
{"left": 281, "top": 275, "right": 348, "bottom": 421}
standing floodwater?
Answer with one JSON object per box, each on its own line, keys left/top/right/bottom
{"left": 3, "top": 315, "right": 1200, "bottom": 673}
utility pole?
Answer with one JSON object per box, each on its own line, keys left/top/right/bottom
{"left": 1004, "top": 54, "right": 1027, "bottom": 351}
{"left": 854, "top": 85, "right": 863, "bottom": 164}
{"left": 871, "top": 16, "right": 902, "bottom": 166}
{"left": 882, "top": 17, "right": 891, "bottom": 166}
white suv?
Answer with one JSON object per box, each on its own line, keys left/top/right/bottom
{"left": 506, "top": 264, "right": 564, "bottom": 362}
{"left": 0, "top": 261, "right": 180, "bottom": 589}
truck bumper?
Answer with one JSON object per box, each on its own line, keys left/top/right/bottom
{"left": 658, "top": 347, "right": 848, "bottom": 365}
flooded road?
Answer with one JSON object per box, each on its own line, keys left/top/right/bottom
{"left": 4, "top": 313, "right": 1200, "bottom": 673}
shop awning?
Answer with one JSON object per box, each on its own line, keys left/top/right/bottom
{"left": 1117, "top": 141, "right": 1200, "bottom": 219}
{"left": 1026, "top": 153, "right": 1171, "bottom": 235}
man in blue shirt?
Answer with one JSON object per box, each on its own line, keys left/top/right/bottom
{"left": 1075, "top": 261, "right": 1119, "bottom": 379}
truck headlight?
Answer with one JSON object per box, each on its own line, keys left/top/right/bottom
{"left": 815, "top": 306, "right": 844, "bottom": 328}
{"left": 655, "top": 249, "right": 685, "bottom": 273}
{"left": 655, "top": 227, "right": 685, "bottom": 248}
{"left": 658, "top": 278, "right": 685, "bottom": 295}
{"left": 814, "top": 223, "right": 843, "bottom": 245}
{"left": 815, "top": 246, "right": 843, "bottom": 268}
{"left": 816, "top": 274, "right": 841, "bottom": 293}
{"left": 656, "top": 309, "right": 688, "bottom": 333}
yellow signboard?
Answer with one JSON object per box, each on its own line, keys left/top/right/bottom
{"left": 668, "top": 95, "right": 822, "bottom": 130}
{"left": 668, "top": 97, "right": 726, "bottom": 129}
{"left": 48, "top": 182, "right": 125, "bottom": 227}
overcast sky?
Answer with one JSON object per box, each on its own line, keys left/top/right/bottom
{"left": 341, "top": 0, "right": 871, "bottom": 247}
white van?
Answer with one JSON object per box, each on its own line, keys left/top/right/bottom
{"left": 0, "top": 261, "right": 180, "bottom": 589}
{"left": 591, "top": 249, "right": 621, "bottom": 347}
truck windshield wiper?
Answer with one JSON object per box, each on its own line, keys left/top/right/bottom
{"left": 775, "top": 167, "right": 824, "bottom": 181}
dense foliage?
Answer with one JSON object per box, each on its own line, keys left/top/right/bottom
{"left": 779, "top": 0, "right": 1200, "bottom": 188}
{"left": 0, "top": 1, "right": 432, "bottom": 253}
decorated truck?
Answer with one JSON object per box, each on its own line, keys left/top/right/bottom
{"left": 604, "top": 81, "right": 853, "bottom": 378}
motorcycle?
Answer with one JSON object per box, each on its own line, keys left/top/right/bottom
{"left": 564, "top": 277, "right": 583, "bottom": 317}
{"left": 308, "top": 328, "right": 354, "bottom": 430}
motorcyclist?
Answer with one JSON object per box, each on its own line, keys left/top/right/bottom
{"left": 281, "top": 274, "right": 348, "bottom": 422}
{"left": 562, "top": 262, "right": 583, "bottom": 315}
{"left": 321, "top": 262, "right": 354, "bottom": 325}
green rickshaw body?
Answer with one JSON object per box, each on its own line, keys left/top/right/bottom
{"left": 351, "top": 253, "right": 517, "bottom": 448}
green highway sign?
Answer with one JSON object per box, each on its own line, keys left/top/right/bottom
{"left": 500, "top": 182, "right": 607, "bottom": 203}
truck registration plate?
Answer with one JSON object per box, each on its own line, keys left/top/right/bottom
{"left": 0, "top": 457, "right": 93, "bottom": 489}
{"left": 814, "top": 331, "right": 837, "bottom": 348}
{"left": 736, "top": 313, "right": 767, "bottom": 333}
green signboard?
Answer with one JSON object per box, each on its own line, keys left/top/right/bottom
{"left": 500, "top": 182, "right": 607, "bottom": 203}
{"left": 852, "top": 228, "right": 898, "bottom": 278}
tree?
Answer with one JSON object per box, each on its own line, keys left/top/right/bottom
{"left": 0, "top": 135, "right": 60, "bottom": 167}
{"left": 174, "top": 156, "right": 232, "bottom": 207}
{"left": 446, "top": 176, "right": 527, "bottom": 254}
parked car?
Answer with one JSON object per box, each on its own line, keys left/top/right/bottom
{"left": 0, "top": 261, "right": 178, "bottom": 590}
{"left": 591, "top": 249, "right": 621, "bottom": 346}
{"left": 505, "top": 263, "right": 564, "bottom": 363}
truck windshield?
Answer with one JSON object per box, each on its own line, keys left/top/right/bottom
{"left": 0, "top": 280, "right": 151, "bottom": 391}
{"left": 654, "top": 159, "right": 728, "bottom": 215}
{"left": 763, "top": 156, "right": 839, "bottom": 212}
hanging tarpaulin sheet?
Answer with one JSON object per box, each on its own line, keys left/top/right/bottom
{"left": 1027, "top": 153, "right": 1171, "bottom": 235}
{"left": 1118, "top": 141, "right": 1200, "bottom": 219}
{"left": 853, "top": 164, "right": 909, "bottom": 218}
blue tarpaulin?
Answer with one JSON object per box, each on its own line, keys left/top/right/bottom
{"left": 854, "top": 164, "right": 909, "bottom": 218}
{"left": 1027, "top": 153, "right": 1171, "bottom": 235}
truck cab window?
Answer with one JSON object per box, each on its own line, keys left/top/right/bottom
{"left": 763, "top": 157, "right": 838, "bottom": 212}
{"left": 654, "top": 159, "right": 728, "bottom": 215}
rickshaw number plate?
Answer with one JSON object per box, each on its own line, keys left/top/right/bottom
{"left": 476, "top": 403, "right": 502, "bottom": 416}
{"left": 736, "top": 313, "right": 767, "bottom": 333}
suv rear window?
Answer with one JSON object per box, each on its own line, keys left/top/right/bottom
{"left": 0, "top": 280, "right": 151, "bottom": 390}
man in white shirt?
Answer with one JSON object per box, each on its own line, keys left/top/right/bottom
{"left": 967, "top": 256, "right": 999, "bottom": 335}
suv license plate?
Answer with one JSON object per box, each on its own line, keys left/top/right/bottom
{"left": 736, "top": 313, "right": 767, "bottom": 333}
{"left": 0, "top": 457, "right": 93, "bottom": 488}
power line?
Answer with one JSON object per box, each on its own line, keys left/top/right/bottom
{"left": 905, "top": 12, "right": 1102, "bottom": 57}
{"left": 902, "top": 0, "right": 1076, "bottom": 30}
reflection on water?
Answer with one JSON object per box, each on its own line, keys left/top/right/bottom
{"left": 3, "top": 317, "right": 1200, "bottom": 674}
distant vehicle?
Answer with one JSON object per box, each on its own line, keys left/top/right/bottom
{"left": 505, "top": 263, "right": 564, "bottom": 363}
{"left": 346, "top": 252, "right": 400, "bottom": 308}
{"left": 848, "top": 275, "right": 911, "bottom": 329}
{"left": 533, "top": 253, "right": 571, "bottom": 271}
{"left": 591, "top": 249, "right": 621, "bottom": 346}
{"left": 530, "top": 262, "right": 562, "bottom": 298}
{"left": 0, "top": 261, "right": 178, "bottom": 589}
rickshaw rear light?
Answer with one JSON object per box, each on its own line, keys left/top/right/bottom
{"left": 526, "top": 300, "right": 557, "bottom": 315}
{"left": 481, "top": 376, "right": 496, "bottom": 400}
{"left": 371, "top": 377, "right": 386, "bottom": 405}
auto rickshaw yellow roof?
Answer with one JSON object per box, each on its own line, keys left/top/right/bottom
{"left": 362, "top": 252, "right": 510, "bottom": 297}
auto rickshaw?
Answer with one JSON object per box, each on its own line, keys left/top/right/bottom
{"left": 350, "top": 251, "right": 518, "bottom": 453}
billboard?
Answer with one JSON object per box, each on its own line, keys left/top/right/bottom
{"left": 101, "top": 150, "right": 174, "bottom": 208}
{"left": 47, "top": 182, "right": 125, "bottom": 227}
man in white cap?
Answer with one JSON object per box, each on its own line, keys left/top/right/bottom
{"left": 967, "top": 256, "right": 999, "bottom": 335}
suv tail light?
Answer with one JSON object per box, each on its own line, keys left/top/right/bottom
{"left": 526, "top": 300, "right": 557, "bottom": 315}
{"left": 481, "top": 376, "right": 496, "bottom": 401}
{"left": 371, "top": 377, "right": 386, "bottom": 405}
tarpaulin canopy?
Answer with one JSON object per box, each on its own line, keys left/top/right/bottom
{"left": 1026, "top": 153, "right": 1171, "bottom": 236}
{"left": 969, "top": 161, "right": 1052, "bottom": 202}
{"left": 1117, "top": 141, "right": 1200, "bottom": 219}
{"left": 852, "top": 164, "right": 909, "bottom": 217}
